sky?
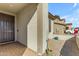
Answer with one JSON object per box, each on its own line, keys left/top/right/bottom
{"left": 48, "top": 3, "right": 79, "bottom": 28}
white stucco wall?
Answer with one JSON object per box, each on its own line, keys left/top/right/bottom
{"left": 27, "top": 3, "right": 48, "bottom": 52}
{"left": 42, "top": 3, "right": 48, "bottom": 53}
{"left": 17, "top": 3, "right": 48, "bottom": 53}
{"left": 17, "top": 4, "right": 37, "bottom": 46}
{"left": 37, "top": 4, "right": 48, "bottom": 54}
{"left": 27, "top": 11, "right": 37, "bottom": 52}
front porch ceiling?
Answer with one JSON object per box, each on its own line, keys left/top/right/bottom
{"left": 0, "top": 3, "right": 28, "bottom": 13}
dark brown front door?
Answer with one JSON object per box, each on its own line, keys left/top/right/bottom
{"left": 0, "top": 13, "right": 15, "bottom": 43}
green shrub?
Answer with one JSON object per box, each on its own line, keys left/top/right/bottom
{"left": 53, "top": 37, "right": 58, "bottom": 40}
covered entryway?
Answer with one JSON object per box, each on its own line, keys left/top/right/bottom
{"left": 0, "top": 3, "right": 48, "bottom": 56}
{"left": 0, "top": 13, "right": 15, "bottom": 43}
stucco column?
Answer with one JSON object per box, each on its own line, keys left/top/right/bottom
{"left": 37, "top": 3, "right": 49, "bottom": 54}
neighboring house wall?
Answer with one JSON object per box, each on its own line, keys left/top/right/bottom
{"left": 61, "top": 20, "right": 65, "bottom": 24}
{"left": 52, "top": 18, "right": 65, "bottom": 35}
{"left": 49, "top": 14, "right": 65, "bottom": 35}
{"left": 54, "top": 19, "right": 65, "bottom": 24}
{"left": 53, "top": 23, "right": 65, "bottom": 35}
{"left": 54, "top": 19, "right": 59, "bottom": 23}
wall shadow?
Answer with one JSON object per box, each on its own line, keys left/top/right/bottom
{"left": 60, "top": 37, "right": 79, "bottom": 56}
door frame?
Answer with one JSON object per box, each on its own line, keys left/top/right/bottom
{"left": 0, "top": 10, "right": 17, "bottom": 42}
